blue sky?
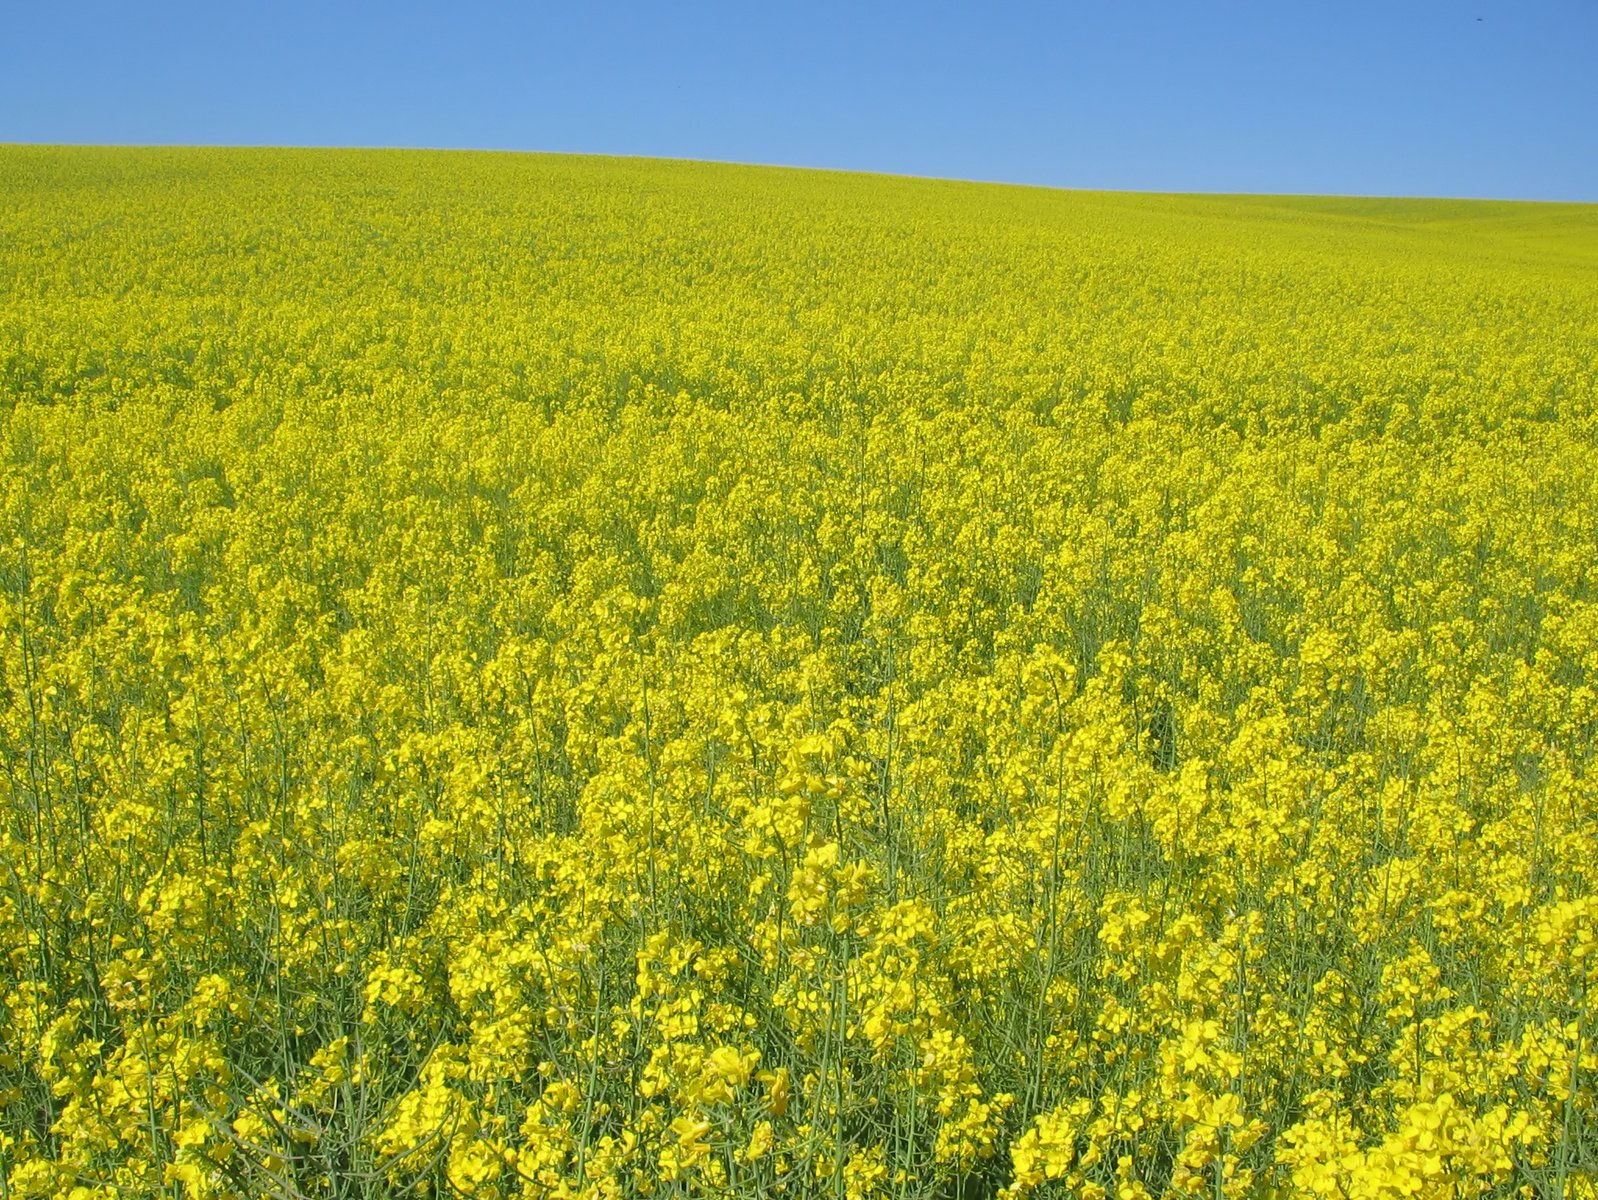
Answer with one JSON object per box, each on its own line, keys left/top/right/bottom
{"left": 4, "top": 1, "right": 1595, "bottom": 201}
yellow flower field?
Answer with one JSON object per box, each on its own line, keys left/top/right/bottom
{"left": 2, "top": 146, "right": 1596, "bottom": 1198}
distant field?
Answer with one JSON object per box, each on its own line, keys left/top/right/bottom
{"left": 2, "top": 146, "right": 1596, "bottom": 1199}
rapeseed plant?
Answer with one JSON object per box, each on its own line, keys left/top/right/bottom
{"left": 2, "top": 146, "right": 1596, "bottom": 1197}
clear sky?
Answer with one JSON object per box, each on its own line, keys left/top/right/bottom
{"left": 4, "top": 0, "right": 1595, "bottom": 201}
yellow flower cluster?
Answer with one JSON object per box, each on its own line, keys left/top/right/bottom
{"left": 2, "top": 146, "right": 1596, "bottom": 1197}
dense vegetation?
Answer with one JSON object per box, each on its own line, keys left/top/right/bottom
{"left": 2, "top": 146, "right": 1596, "bottom": 1198}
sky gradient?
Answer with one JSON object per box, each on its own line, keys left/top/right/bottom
{"left": 4, "top": 0, "right": 1595, "bottom": 201}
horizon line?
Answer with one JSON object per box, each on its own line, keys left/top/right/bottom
{"left": 4, "top": 141, "right": 1595, "bottom": 207}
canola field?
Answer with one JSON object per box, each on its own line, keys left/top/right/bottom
{"left": 3, "top": 146, "right": 1598, "bottom": 1199}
